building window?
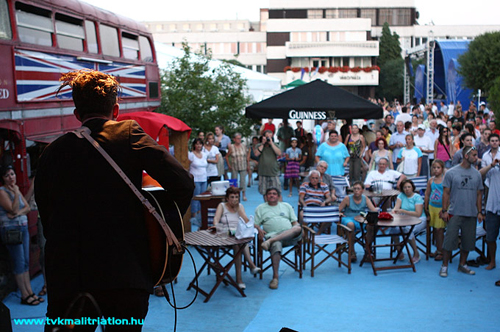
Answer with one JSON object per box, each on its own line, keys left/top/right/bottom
{"left": 15, "top": 3, "right": 53, "bottom": 46}
{"left": 342, "top": 57, "right": 350, "bottom": 66}
{"left": 139, "top": 36, "right": 153, "bottom": 62}
{"left": 312, "top": 58, "right": 328, "bottom": 68}
{"left": 55, "top": 14, "right": 84, "bottom": 51}
{"left": 209, "top": 23, "right": 217, "bottom": 31}
{"left": 360, "top": 9, "right": 377, "bottom": 25}
{"left": 0, "top": 0, "right": 12, "bottom": 40}
{"left": 85, "top": 21, "right": 98, "bottom": 53}
{"left": 338, "top": 9, "right": 357, "bottom": 18}
{"left": 100, "top": 24, "right": 120, "bottom": 57}
{"left": 183, "top": 23, "right": 190, "bottom": 31}
{"left": 312, "top": 32, "right": 327, "bottom": 42}
{"left": 325, "top": 9, "right": 337, "bottom": 19}
{"left": 169, "top": 24, "right": 177, "bottom": 31}
{"left": 379, "top": 8, "right": 411, "bottom": 26}
{"left": 237, "top": 22, "right": 245, "bottom": 31}
{"left": 223, "top": 23, "right": 231, "bottom": 30}
{"left": 307, "top": 9, "right": 323, "bottom": 19}
{"left": 333, "top": 58, "right": 341, "bottom": 66}
{"left": 196, "top": 23, "right": 203, "bottom": 31}
{"left": 396, "top": 9, "right": 412, "bottom": 26}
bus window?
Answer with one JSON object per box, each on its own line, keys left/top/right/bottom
{"left": 122, "top": 32, "right": 139, "bottom": 60}
{"left": 100, "top": 24, "right": 120, "bottom": 57}
{"left": 85, "top": 21, "right": 98, "bottom": 53}
{"left": 15, "top": 3, "right": 53, "bottom": 46}
{"left": 139, "top": 36, "right": 153, "bottom": 62}
{"left": 55, "top": 14, "right": 84, "bottom": 51}
{"left": 0, "top": 0, "right": 12, "bottom": 40}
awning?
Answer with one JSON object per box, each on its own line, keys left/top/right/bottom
{"left": 245, "top": 79, "right": 383, "bottom": 120}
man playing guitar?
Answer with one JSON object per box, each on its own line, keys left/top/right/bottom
{"left": 35, "top": 70, "right": 194, "bottom": 331}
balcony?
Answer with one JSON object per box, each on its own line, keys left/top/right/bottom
{"left": 285, "top": 41, "right": 379, "bottom": 57}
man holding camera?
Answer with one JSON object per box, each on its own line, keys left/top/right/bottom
{"left": 254, "top": 130, "right": 282, "bottom": 200}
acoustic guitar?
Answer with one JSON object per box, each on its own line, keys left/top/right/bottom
{"left": 142, "top": 187, "right": 184, "bottom": 285}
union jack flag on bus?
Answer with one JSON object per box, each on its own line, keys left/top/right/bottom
{"left": 15, "top": 50, "right": 146, "bottom": 102}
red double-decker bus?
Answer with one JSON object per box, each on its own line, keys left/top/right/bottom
{"left": 0, "top": 0, "right": 161, "bottom": 277}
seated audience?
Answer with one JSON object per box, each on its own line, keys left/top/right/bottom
{"left": 364, "top": 157, "right": 406, "bottom": 190}
{"left": 212, "top": 187, "right": 260, "bottom": 289}
{"left": 254, "top": 188, "right": 302, "bottom": 290}
{"left": 392, "top": 179, "right": 427, "bottom": 264}
{"left": 338, "top": 181, "right": 378, "bottom": 262}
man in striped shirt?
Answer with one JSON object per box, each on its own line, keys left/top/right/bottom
{"left": 299, "top": 170, "right": 332, "bottom": 207}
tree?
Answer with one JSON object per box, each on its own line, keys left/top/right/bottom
{"left": 159, "top": 43, "right": 254, "bottom": 139}
{"left": 378, "top": 22, "right": 402, "bottom": 68}
{"left": 458, "top": 31, "right": 500, "bottom": 93}
{"left": 488, "top": 76, "right": 500, "bottom": 129}
{"left": 376, "top": 22, "right": 403, "bottom": 100}
{"left": 378, "top": 58, "right": 404, "bottom": 101}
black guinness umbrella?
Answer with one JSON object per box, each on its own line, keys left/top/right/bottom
{"left": 245, "top": 79, "right": 383, "bottom": 120}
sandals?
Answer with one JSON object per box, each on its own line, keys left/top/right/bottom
{"left": 434, "top": 251, "right": 443, "bottom": 261}
{"left": 21, "top": 294, "right": 40, "bottom": 306}
{"left": 38, "top": 285, "right": 47, "bottom": 296}
{"left": 495, "top": 280, "right": 500, "bottom": 287}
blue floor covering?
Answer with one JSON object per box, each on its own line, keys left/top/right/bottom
{"left": 4, "top": 174, "right": 500, "bottom": 331}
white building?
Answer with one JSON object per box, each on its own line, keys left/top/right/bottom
{"left": 144, "top": 0, "right": 500, "bottom": 98}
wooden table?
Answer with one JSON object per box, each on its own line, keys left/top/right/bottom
{"left": 358, "top": 214, "right": 422, "bottom": 276}
{"left": 185, "top": 230, "right": 253, "bottom": 303}
{"left": 192, "top": 192, "right": 225, "bottom": 229}
{"left": 363, "top": 189, "right": 400, "bottom": 211}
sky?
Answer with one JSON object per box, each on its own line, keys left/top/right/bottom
{"left": 81, "top": 0, "right": 499, "bottom": 26}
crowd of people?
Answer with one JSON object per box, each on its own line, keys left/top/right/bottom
{"left": 184, "top": 98, "right": 499, "bottom": 289}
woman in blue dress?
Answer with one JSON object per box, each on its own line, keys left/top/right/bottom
{"left": 315, "top": 130, "right": 350, "bottom": 176}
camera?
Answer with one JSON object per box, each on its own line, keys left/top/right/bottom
{"left": 266, "top": 138, "right": 270, "bottom": 142}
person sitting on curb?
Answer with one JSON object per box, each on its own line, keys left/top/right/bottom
{"left": 254, "top": 188, "right": 302, "bottom": 290}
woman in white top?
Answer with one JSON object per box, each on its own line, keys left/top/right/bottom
{"left": 396, "top": 134, "right": 423, "bottom": 177}
{"left": 188, "top": 138, "right": 208, "bottom": 222}
{"left": 212, "top": 187, "right": 260, "bottom": 289}
{"left": 203, "top": 132, "right": 220, "bottom": 186}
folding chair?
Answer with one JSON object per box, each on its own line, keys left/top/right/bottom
{"left": 451, "top": 225, "right": 487, "bottom": 262}
{"left": 302, "top": 206, "right": 353, "bottom": 276}
{"left": 257, "top": 235, "right": 303, "bottom": 279}
{"left": 331, "top": 175, "right": 349, "bottom": 203}
{"left": 411, "top": 176, "right": 428, "bottom": 196}
{"left": 415, "top": 216, "right": 431, "bottom": 260}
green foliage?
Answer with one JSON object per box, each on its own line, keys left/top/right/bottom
{"left": 158, "top": 43, "right": 254, "bottom": 139}
{"left": 376, "top": 23, "right": 403, "bottom": 100}
{"left": 458, "top": 31, "right": 500, "bottom": 92}
{"left": 378, "top": 22, "right": 402, "bottom": 68}
{"left": 378, "top": 58, "right": 404, "bottom": 101}
{"left": 488, "top": 76, "right": 500, "bottom": 129}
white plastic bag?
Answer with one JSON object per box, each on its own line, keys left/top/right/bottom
{"left": 235, "top": 215, "right": 256, "bottom": 239}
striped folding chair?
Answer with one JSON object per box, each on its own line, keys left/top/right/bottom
{"left": 331, "top": 176, "right": 349, "bottom": 203}
{"left": 411, "top": 176, "right": 428, "bottom": 196}
{"left": 302, "top": 205, "right": 353, "bottom": 276}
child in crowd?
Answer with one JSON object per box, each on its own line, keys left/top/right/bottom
{"left": 285, "top": 138, "right": 301, "bottom": 197}
{"left": 424, "top": 159, "right": 446, "bottom": 261}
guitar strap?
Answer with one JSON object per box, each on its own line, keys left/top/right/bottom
{"left": 73, "top": 126, "right": 183, "bottom": 253}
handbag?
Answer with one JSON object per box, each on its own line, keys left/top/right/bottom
{"left": 396, "top": 149, "right": 405, "bottom": 173}
{"left": 235, "top": 215, "right": 256, "bottom": 240}
{"left": 2, "top": 228, "right": 23, "bottom": 245}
